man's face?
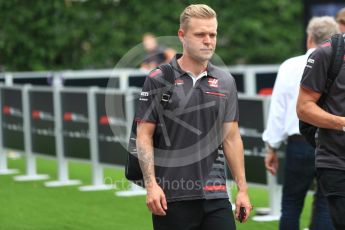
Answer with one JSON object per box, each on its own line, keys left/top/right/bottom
{"left": 179, "top": 17, "right": 217, "bottom": 62}
{"left": 143, "top": 35, "right": 157, "bottom": 52}
{"left": 339, "top": 22, "right": 345, "bottom": 33}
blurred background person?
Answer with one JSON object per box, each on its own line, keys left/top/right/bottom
{"left": 262, "top": 16, "right": 339, "bottom": 230}
{"left": 336, "top": 7, "right": 345, "bottom": 32}
{"left": 140, "top": 33, "right": 176, "bottom": 71}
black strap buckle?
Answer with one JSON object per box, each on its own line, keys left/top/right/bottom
{"left": 161, "top": 93, "right": 171, "bottom": 102}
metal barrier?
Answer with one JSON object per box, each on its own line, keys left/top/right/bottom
{"left": 0, "top": 64, "right": 279, "bottom": 94}
{"left": 14, "top": 85, "right": 50, "bottom": 181}
{"left": 0, "top": 85, "right": 21, "bottom": 175}
{"left": 0, "top": 82, "right": 282, "bottom": 220}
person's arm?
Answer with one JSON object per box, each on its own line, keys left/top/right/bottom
{"left": 296, "top": 86, "right": 345, "bottom": 130}
{"left": 262, "top": 61, "right": 290, "bottom": 175}
{"left": 223, "top": 121, "right": 252, "bottom": 223}
{"left": 137, "top": 122, "right": 167, "bottom": 216}
{"left": 297, "top": 44, "right": 345, "bottom": 129}
{"left": 265, "top": 146, "right": 279, "bottom": 175}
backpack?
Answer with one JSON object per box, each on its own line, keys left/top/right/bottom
{"left": 125, "top": 64, "right": 175, "bottom": 185}
{"left": 299, "top": 33, "right": 345, "bottom": 148}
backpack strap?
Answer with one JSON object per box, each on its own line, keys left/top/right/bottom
{"left": 319, "top": 33, "right": 345, "bottom": 104}
{"left": 159, "top": 63, "right": 175, "bottom": 84}
{"left": 151, "top": 63, "right": 175, "bottom": 147}
{"left": 157, "top": 63, "right": 175, "bottom": 107}
{"left": 125, "top": 64, "right": 175, "bottom": 182}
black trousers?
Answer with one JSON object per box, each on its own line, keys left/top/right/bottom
{"left": 317, "top": 168, "right": 345, "bottom": 230}
{"left": 152, "top": 199, "right": 235, "bottom": 230}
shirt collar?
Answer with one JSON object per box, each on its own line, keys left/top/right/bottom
{"left": 170, "top": 54, "right": 219, "bottom": 79}
{"left": 306, "top": 48, "right": 316, "bottom": 56}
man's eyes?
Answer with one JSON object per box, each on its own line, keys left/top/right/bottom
{"left": 195, "top": 33, "right": 216, "bottom": 37}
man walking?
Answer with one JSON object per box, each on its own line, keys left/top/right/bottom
{"left": 136, "top": 4, "right": 251, "bottom": 230}
{"left": 297, "top": 18, "right": 345, "bottom": 230}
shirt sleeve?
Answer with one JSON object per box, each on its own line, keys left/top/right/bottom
{"left": 135, "top": 69, "right": 163, "bottom": 123}
{"left": 223, "top": 76, "right": 239, "bottom": 122}
{"left": 262, "top": 61, "right": 290, "bottom": 148}
{"left": 300, "top": 46, "right": 331, "bottom": 93}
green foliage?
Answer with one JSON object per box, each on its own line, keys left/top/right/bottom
{"left": 0, "top": 0, "right": 303, "bottom": 71}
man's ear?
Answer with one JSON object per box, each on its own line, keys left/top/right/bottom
{"left": 306, "top": 33, "right": 317, "bottom": 49}
{"left": 178, "top": 28, "right": 185, "bottom": 43}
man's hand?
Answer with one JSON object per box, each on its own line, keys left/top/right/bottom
{"left": 235, "top": 190, "right": 252, "bottom": 223}
{"left": 146, "top": 182, "right": 168, "bottom": 216}
{"left": 265, "top": 148, "right": 279, "bottom": 175}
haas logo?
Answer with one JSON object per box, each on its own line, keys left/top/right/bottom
{"left": 208, "top": 78, "right": 218, "bottom": 88}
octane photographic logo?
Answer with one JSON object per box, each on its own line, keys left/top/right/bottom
{"left": 105, "top": 36, "right": 229, "bottom": 167}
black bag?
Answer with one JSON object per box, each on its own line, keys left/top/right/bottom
{"left": 299, "top": 33, "right": 345, "bottom": 148}
{"left": 125, "top": 64, "right": 175, "bottom": 185}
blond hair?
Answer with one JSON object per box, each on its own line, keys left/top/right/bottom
{"left": 180, "top": 4, "right": 217, "bottom": 30}
{"left": 307, "top": 16, "right": 340, "bottom": 45}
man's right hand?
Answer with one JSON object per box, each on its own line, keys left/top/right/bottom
{"left": 146, "top": 182, "right": 167, "bottom": 216}
{"left": 265, "top": 147, "right": 279, "bottom": 175}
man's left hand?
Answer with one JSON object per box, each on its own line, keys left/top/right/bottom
{"left": 235, "top": 191, "right": 252, "bottom": 223}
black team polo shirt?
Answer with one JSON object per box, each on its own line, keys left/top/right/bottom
{"left": 301, "top": 42, "right": 345, "bottom": 171}
{"left": 136, "top": 54, "right": 239, "bottom": 202}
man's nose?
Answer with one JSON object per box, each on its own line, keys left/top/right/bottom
{"left": 203, "top": 35, "right": 211, "bottom": 44}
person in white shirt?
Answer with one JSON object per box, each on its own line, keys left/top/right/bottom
{"left": 262, "top": 16, "right": 339, "bottom": 230}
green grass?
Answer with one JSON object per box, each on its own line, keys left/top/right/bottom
{"left": 0, "top": 156, "right": 314, "bottom": 230}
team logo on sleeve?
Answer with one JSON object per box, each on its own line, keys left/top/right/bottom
{"left": 306, "top": 58, "right": 314, "bottom": 69}
{"left": 139, "top": 91, "right": 149, "bottom": 101}
{"left": 149, "top": 69, "right": 162, "bottom": 78}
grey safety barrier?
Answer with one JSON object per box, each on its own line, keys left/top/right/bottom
{"left": 27, "top": 87, "right": 56, "bottom": 157}
{"left": 0, "top": 69, "right": 148, "bottom": 89}
{"left": 94, "top": 88, "right": 129, "bottom": 166}
{"left": 0, "top": 84, "right": 143, "bottom": 193}
{"left": 0, "top": 65, "right": 279, "bottom": 94}
{"left": 15, "top": 86, "right": 56, "bottom": 180}
{"left": 78, "top": 87, "right": 116, "bottom": 191}
{"left": 44, "top": 86, "right": 83, "bottom": 187}
{"left": 0, "top": 83, "right": 280, "bottom": 203}
{"left": 77, "top": 87, "right": 145, "bottom": 195}
{"left": 13, "top": 85, "right": 50, "bottom": 181}
{"left": 79, "top": 87, "right": 133, "bottom": 191}
{"left": 0, "top": 85, "right": 22, "bottom": 175}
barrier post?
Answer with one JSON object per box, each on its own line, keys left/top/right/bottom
{"left": 116, "top": 89, "right": 146, "bottom": 197}
{"left": 5, "top": 73, "right": 13, "bottom": 86}
{"left": 119, "top": 73, "right": 129, "bottom": 91}
{"left": 252, "top": 172, "right": 281, "bottom": 221}
{"left": 252, "top": 96, "right": 281, "bottom": 222}
{"left": 0, "top": 152, "right": 18, "bottom": 175}
{"left": 14, "top": 85, "right": 49, "bottom": 181}
{"left": 243, "top": 69, "right": 256, "bottom": 96}
{"left": 79, "top": 87, "right": 113, "bottom": 191}
{"left": 45, "top": 86, "right": 81, "bottom": 187}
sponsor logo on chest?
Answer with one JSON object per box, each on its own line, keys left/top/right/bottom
{"left": 208, "top": 78, "right": 218, "bottom": 88}
{"left": 175, "top": 79, "right": 184, "bottom": 85}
